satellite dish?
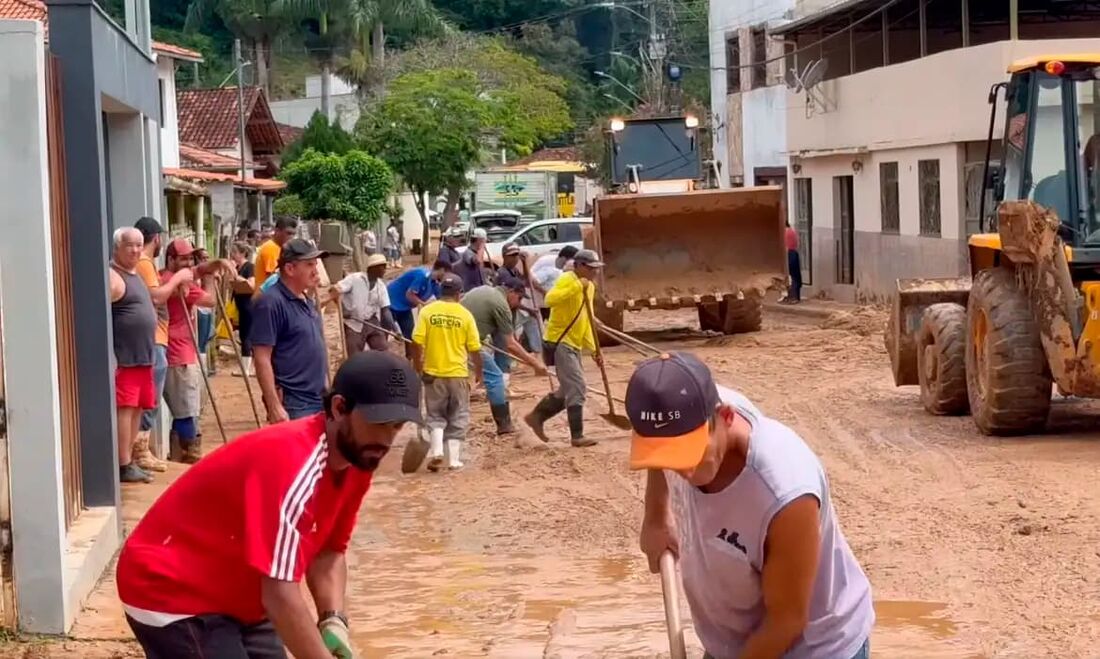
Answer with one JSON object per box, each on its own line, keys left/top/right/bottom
{"left": 785, "top": 67, "right": 802, "bottom": 91}
{"left": 801, "top": 58, "right": 828, "bottom": 91}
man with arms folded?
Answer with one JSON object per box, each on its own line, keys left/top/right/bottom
{"left": 117, "top": 351, "right": 421, "bottom": 658}
{"left": 628, "top": 352, "right": 873, "bottom": 659}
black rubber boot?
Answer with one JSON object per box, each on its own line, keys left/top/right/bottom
{"left": 568, "top": 406, "right": 597, "bottom": 447}
{"left": 523, "top": 394, "right": 565, "bottom": 442}
{"left": 491, "top": 402, "right": 517, "bottom": 435}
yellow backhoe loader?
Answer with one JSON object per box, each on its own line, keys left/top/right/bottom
{"left": 888, "top": 54, "right": 1100, "bottom": 435}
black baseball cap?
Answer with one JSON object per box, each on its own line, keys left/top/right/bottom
{"left": 278, "top": 238, "right": 329, "bottom": 266}
{"left": 134, "top": 216, "right": 165, "bottom": 242}
{"left": 573, "top": 249, "right": 605, "bottom": 268}
{"left": 557, "top": 245, "right": 579, "bottom": 260}
{"left": 626, "top": 351, "right": 719, "bottom": 471}
{"left": 499, "top": 277, "right": 527, "bottom": 294}
{"left": 502, "top": 242, "right": 521, "bottom": 256}
{"left": 439, "top": 273, "right": 464, "bottom": 295}
{"left": 331, "top": 351, "right": 422, "bottom": 424}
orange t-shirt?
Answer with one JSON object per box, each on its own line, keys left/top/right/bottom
{"left": 135, "top": 256, "right": 169, "bottom": 346}
{"left": 254, "top": 240, "right": 281, "bottom": 291}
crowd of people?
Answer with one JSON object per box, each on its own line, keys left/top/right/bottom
{"left": 110, "top": 218, "right": 873, "bottom": 659}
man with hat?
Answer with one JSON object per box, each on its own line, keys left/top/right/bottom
{"left": 523, "top": 249, "right": 605, "bottom": 448}
{"left": 159, "top": 238, "right": 220, "bottom": 463}
{"left": 252, "top": 238, "right": 330, "bottom": 423}
{"left": 461, "top": 279, "right": 549, "bottom": 435}
{"left": 117, "top": 351, "right": 422, "bottom": 658}
{"left": 627, "top": 352, "right": 874, "bottom": 659}
{"left": 530, "top": 245, "right": 578, "bottom": 319}
{"left": 411, "top": 273, "right": 483, "bottom": 471}
{"left": 454, "top": 228, "right": 489, "bottom": 292}
{"left": 496, "top": 242, "right": 542, "bottom": 358}
{"left": 329, "top": 253, "right": 399, "bottom": 356}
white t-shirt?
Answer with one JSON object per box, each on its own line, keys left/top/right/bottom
{"left": 668, "top": 385, "right": 874, "bottom": 659}
{"left": 337, "top": 273, "right": 390, "bottom": 333}
{"left": 361, "top": 230, "right": 377, "bottom": 251}
{"left": 531, "top": 253, "right": 571, "bottom": 308}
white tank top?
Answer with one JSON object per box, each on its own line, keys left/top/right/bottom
{"left": 668, "top": 386, "right": 874, "bottom": 658}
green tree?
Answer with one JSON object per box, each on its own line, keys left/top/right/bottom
{"left": 279, "top": 148, "right": 394, "bottom": 229}
{"left": 359, "top": 69, "right": 488, "bottom": 262}
{"left": 185, "top": 0, "right": 292, "bottom": 93}
{"left": 280, "top": 111, "right": 356, "bottom": 168}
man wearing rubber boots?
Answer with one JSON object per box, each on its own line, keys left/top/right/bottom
{"left": 461, "top": 279, "right": 548, "bottom": 435}
{"left": 411, "top": 274, "right": 484, "bottom": 471}
{"left": 628, "top": 352, "right": 874, "bottom": 659}
{"left": 117, "top": 351, "right": 422, "bottom": 659}
{"left": 523, "top": 249, "right": 604, "bottom": 448}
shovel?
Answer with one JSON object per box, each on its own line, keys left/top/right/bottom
{"left": 583, "top": 303, "right": 632, "bottom": 431}
{"left": 400, "top": 423, "right": 432, "bottom": 474}
{"left": 660, "top": 551, "right": 687, "bottom": 659}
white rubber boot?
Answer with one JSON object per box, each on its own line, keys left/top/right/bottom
{"left": 241, "top": 356, "right": 254, "bottom": 377}
{"left": 503, "top": 372, "right": 511, "bottom": 395}
{"left": 427, "top": 428, "right": 445, "bottom": 472}
{"left": 446, "top": 440, "right": 464, "bottom": 470}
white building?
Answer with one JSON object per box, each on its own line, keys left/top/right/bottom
{"left": 709, "top": 0, "right": 795, "bottom": 191}
{"left": 772, "top": 0, "right": 1100, "bottom": 302}
{"left": 269, "top": 73, "right": 360, "bottom": 131}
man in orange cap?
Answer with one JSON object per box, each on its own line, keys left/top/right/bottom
{"left": 627, "top": 352, "right": 873, "bottom": 659}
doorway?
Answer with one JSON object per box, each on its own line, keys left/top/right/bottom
{"left": 833, "top": 175, "right": 854, "bottom": 285}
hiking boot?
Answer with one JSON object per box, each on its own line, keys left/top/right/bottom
{"left": 568, "top": 406, "right": 597, "bottom": 448}
{"left": 523, "top": 394, "right": 565, "bottom": 442}
{"left": 491, "top": 403, "right": 517, "bottom": 436}
{"left": 120, "top": 463, "right": 153, "bottom": 484}
{"left": 133, "top": 431, "right": 168, "bottom": 473}
{"left": 180, "top": 440, "right": 203, "bottom": 465}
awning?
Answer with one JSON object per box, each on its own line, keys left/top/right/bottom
{"left": 771, "top": 0, "right": 879, "bottom": 37}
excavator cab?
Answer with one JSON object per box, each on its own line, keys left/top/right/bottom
{"left": 888, "top": 54, "right": 1100, "bottom": 436}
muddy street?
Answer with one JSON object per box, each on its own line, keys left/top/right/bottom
{"left": 9, "top": 303, "right": 1100, "bottom": 658}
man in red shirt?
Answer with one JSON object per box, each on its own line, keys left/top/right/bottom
{"left": 784, "top": 220, "right": 802, "bottom": 304}
{"left": 117, "top": 351, "right": 422, "bottom": 658}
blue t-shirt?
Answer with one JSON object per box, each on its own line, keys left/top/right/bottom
{"left": 388, "top": 267, "right": 439, "bottom": 313}
{"left": 250, "top": 281, "right": 327, "bottom": 413}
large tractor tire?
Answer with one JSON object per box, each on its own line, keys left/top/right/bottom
{"left": 697, "top": 296, "right": 763, "bottom": 335}
{"left": 917, "top": 303, "right": 969, "bottom": 415}
{"left": 965, "top": 268, "right": 1052, "bottom": 435}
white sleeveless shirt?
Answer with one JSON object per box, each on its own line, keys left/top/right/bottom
{"left": 668, "top": 386, "right": 874, "bottom": 658}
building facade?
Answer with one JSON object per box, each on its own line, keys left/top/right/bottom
{"left": 774, "top": 0, "right": 1100, "bottom": 302}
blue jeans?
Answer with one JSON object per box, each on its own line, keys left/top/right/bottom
{"left": 140, "top": 345, "right": 168, "bottom": 432}
{"left": 393, "top": 309, "right": 415, "bottom": 339}
{"left": 479, "top": 345, "right": 508, "bottom": 406}
{"left": 197, "top": 309, "right": 214, "bottom": 353}
{"left": 516, "top": 310, "right": 542, "bottom": 353}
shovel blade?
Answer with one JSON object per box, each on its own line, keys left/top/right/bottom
{"left": 602, "top": 413, "right": 633, "bottom": 431}
{"left": 400, "top": 426, "right": 431, "bottom": 474}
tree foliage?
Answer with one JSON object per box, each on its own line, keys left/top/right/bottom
{"left": 280, "top": 111, "right": 357, "bottom": 169}
{"left": 279, "top": 148, "right": 394, "bottom": 228}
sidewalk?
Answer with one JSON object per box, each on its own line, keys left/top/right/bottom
{"left": 764, "top": 297, "right": 862, "bottom": 321}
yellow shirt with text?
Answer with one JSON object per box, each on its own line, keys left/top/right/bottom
{"left": 412, "top": 300, "right": 481, "bottom": 378}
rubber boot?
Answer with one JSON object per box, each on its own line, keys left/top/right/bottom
{"left": 133, "top": 431, "right": 168, "bottom": 473}
{"left": 568, "top": 406, "right": 597, "bottom": 448}
{"left": 180, "top": 439, "right": 203, "bottom": 465}
{"left": 491, "top": 402, "right": 517, "bottom": 435}
{"left": 446, "top": 440, "right": 464, "bottom": 470}
{"left": 241, "top": 355, "right": 254, "bottom": 377}
{"left": 427, "top": 428, "right": 445, "bottom": 473}
{"left": 523, "top": 394, "right": 565, "bottom": 442}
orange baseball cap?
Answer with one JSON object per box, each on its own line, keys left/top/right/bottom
{"left": 626, "top": 352, "right": 718, "bottom": 471}
{"left": 166, "top": 237, "right": 195, "bottom": 258}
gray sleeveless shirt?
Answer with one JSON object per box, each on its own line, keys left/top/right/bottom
{"left": 668, "top": 385, "right": 874, "bottom": 658}
{"left": 111, "top": 265, "right": 157, "bottom": 367}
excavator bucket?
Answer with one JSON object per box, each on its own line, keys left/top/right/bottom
{"left": 592, "top": 187, "right": 787, "bottom": 303}
{"left": 886, "top": 278, "right": 971, "bottom": 386}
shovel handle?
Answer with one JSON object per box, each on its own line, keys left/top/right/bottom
{"left": 582, "top": 299, "right": 618, "bottom": 418}
{"left": 659, "top": 551, "right": 687, "bottom": 659}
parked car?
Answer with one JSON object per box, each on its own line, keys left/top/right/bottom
{"left": 485, "top": 217, "right": 592, "bottom": 263}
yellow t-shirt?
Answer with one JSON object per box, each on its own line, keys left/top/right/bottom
{"left": 544, "top": 271, "right": 596, "bottom": 352}
{"left": 254, "top": 240, "right": 281, "bottom": 290}
{"left": 412, "top": 300, "right": 482, "bottom": 378}
{"left": 135, "top": 256, "right": 169, "bottom": 346}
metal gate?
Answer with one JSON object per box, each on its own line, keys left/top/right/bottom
{"left": 46, "top": 55, "right": 84, "bottom": 530}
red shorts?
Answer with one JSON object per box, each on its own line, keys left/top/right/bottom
{"left": 116, "top": 366, "right": 155, "bottom": 409}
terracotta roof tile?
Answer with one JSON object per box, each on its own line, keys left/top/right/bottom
{"left": 164, "top": 167, "right": 286, "bottom": 191}
{"left": 0, "top": 0, "right": 46, "bottom": 34}
{"left": 179, "top": 142, "right": 254, "bottom": 170}
{"left": 152, "top": 41, "right": 204, "bottom": 62}
{"left": 277, "top": 122, "right": 304, "bottom": 144}
{"left": 509, "top": 146, "right": 580, "bottom": 166}
{"left": 177, "top": 87, "right": 285, "bottom": 153}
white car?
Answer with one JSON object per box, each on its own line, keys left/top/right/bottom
{"left": 485, "top": 217, "right": 592, "bottom": 263}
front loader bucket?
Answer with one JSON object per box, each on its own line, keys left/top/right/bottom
{"left": 592, "top": 187, "right": 787, "bottom": 303}
{"left": 887, "top": 278, "right": 971, "bottom": 386}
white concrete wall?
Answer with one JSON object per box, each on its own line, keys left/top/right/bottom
{"left": 269, "top": 94, "right": 360, "bottom": 132}
{"left": 155, "top": 56, "right": 179, "bottom": 168}
{"left": 742, "top": 84, "right": 789, "bottom": 180}
{"left": 0, "top": 18, "right": 70, "bottom": 633}
{"left": 786, "top": 38, "right": 1100, "bottom": 155}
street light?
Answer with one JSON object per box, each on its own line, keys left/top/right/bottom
{"left": 594, "top": 2, "right": 650, "bottom": 23}
{"left": 594, "top": 70, "right": 646, "bottom": 104}
{"left": 609, "top": 117, "right": 626, "bottom": 132}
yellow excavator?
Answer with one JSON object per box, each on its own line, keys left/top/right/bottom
{"left": 888, "top": 54, "right": 1100, "bottom": 435}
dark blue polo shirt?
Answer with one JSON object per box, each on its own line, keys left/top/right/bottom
{"left": 251, "top": 280, "right": 327, "bottom": 415}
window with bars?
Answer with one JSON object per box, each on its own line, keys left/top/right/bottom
{"left": 919, "top": 159, "right": 941, "bottom": 236}
{"left": 794, "top": 177, "right": 813, "bottom": 285}
{"left": 880, "top": 162, "right": 899, "bottom": 233}
{"left": 726, "top": 35, "right": 741, "bottom": 92}
{"left": 751, "top": 27, "right": 767, "bottom": 89}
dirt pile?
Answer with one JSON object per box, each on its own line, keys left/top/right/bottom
{"left": 818, "top": 306, "right": 887, "bottom": 336}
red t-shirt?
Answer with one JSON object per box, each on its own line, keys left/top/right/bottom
{"left": 116, "top": 415, "right": 372, "bottom": 624}
{"left": 785, "top": 226, "right": 800, "bottom": 252}
{"left": 160, "top": 270, "right": 206, "bottom": 366}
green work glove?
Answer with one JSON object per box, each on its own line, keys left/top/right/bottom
{"left": 319, "top": 613, "right": 356, "bottom": 659}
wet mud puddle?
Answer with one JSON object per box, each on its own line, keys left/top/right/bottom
{"left": 345, "top": 474, "right": 974, "bottom": 658}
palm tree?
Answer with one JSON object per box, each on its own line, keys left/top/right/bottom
{"left": 185, "top": 0, "right": 291, "bottom": 93}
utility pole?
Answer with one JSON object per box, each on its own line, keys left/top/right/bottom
{"left": 233, "top": 38, "right": 248, "bottom": 183}
{"left": 646, "top": 0, "right": 667, "bottom": 112}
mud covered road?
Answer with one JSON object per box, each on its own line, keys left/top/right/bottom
{"left": 6, "top": 305, "right": 1100, "bottom": 658}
